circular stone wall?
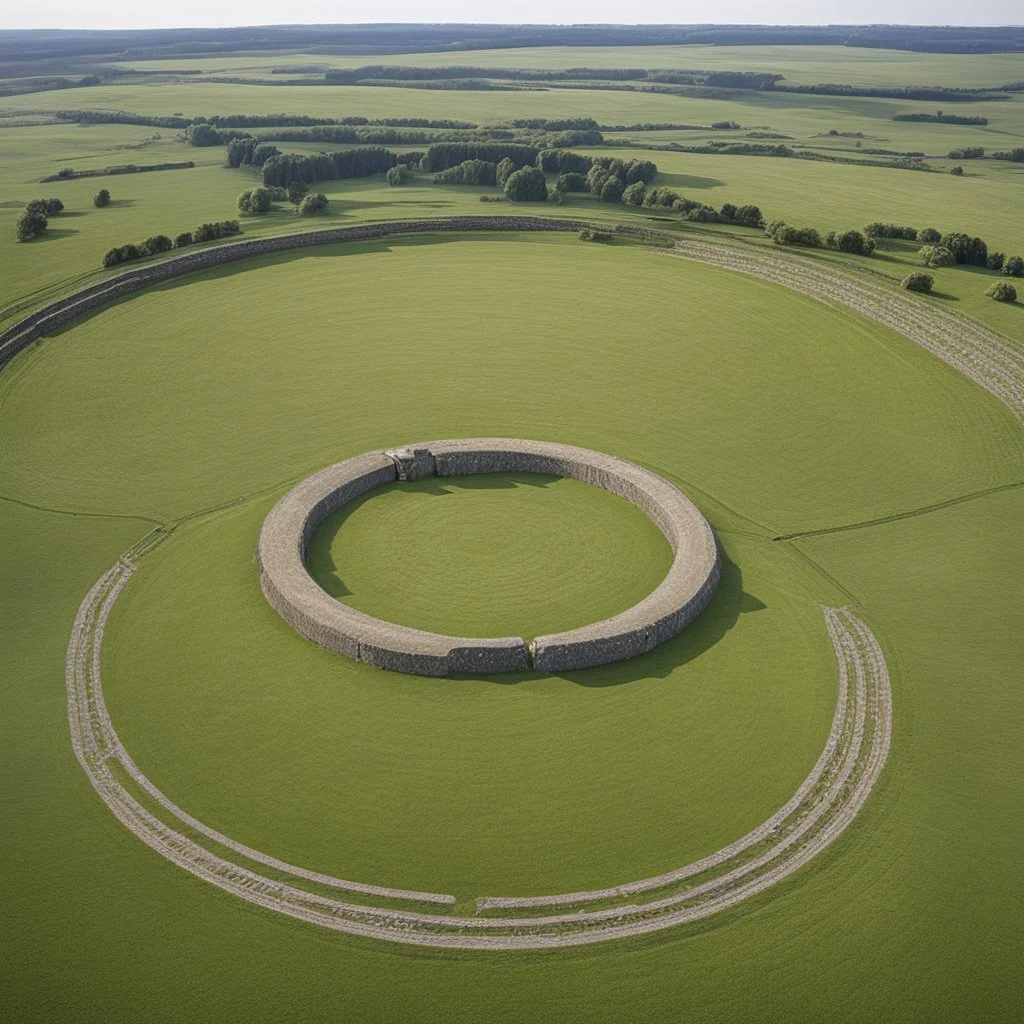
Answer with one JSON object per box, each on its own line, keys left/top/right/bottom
{"left": 258, "top": 438, "right": 720, "bottom": 676}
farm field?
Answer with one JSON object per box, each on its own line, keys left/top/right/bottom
{"left": 1, "top": 25, "right": 1023, "bottom": 1024}
{"left": 105, "top": 44, "right": 1024, "bottom": 87}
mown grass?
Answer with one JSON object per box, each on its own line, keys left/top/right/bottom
{"left": 307, "top": 471, "right": 673, "bottom": 640}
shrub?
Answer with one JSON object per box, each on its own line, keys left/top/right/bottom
{"left": 901, "top": 272, "right": 934, "bottom": 293}
{"left": 918, "top": 227, "right": 942, "bottom": 244}
{"left": 140, "top": 234, "right": 173, "bottom": 255}
{"left": 827, "top": 229, "right": 874, "bottom": 255}
{"left": 684, "top": 204, "right": 722, "bottom": 223}
{"left": 643, "top": 187, "right": 683, "bottom": 209}
{"left": 623, "top": 158, "right": 657, "bottom": 184}
{"left": 919, "top": 245, "right": 955, "bottom": 267}
{"left": 93, "top": 188, "right": 111, "bottom": 207}
{"left": 986, "top": 281, "right": 1017, "bottom": 302}
{"left": 585, "top": 163, "right": 610, "bottom": 196}
{"left": 15, "top": 210, "right": 47, "bottom": 241}
{"left": 503, "top": 166, "right": 547, "bottom": 202}
{"left": 298, "top": 192, "right": 329, "bottom": 215}
{"left": 1003, "top": 255, "right": 1024, "bottom": 277}
{"left": 766, "top": 221, "right": 821, "bottom": 247}
{"left": 671, "top": 197, "right": 700, "bottom": 214}
{"left": 27, "top": 197, "right": 63, "bottom": 217}
{"left": 621, "top": 181, "right": 647, "bottom": 206}
{"left": 555, "top": 171, "right": 587, "bottom": 193}
{"left": 433, "top": 159, "right": 496, "bottom": 186}
{"left": 986, "top": 252, "right": 1005, "bottom": 271}
{"left": 733, "top": 204, "right": 764, "bottom": 228}
{"left": 287, "top": 180, "right": 309, "bottom": 205}
{"left": 237, "top": 187, "right": 273, "bottom": 216}
{"left": 579, "top": 228, "right": 612, "bottom": 242}
{"left": 536, "top": 149, "right": 593, "bottom": 175}
{"left": 386, "top": 164, "right": 410, "bottom": 185}
{"left": 600, "top": 177, "right": 624, "bottom": 203}
{"left": 193, "top": 220, "right": 241, "bottom": 243}
{"left": 101, "top": 243, "right": 140, "bottom": 267}
{"left": 865, "top": 222, "right": 917, "bottom": 240}
{"left": 547, "top": 189, "right": 565, "bottom": 205}
{"left": 950, "top": 165, "right": 964, "bottom": 175}
{"left": 940, "top": 232, "right": 988, "bottom": 266}
{"left": 173, "top": 231, "right": 193, "bottom": 248}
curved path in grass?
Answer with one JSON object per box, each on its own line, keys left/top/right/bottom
{"left": 68, "top": 535, "right": 888, "bottom": 948}
{"left": 31, "top": 218, "right": 1023, "bottom": 947}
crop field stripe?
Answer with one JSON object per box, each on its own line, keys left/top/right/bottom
{"left": 67, "top": 528, "right": 890, "bottom": 947}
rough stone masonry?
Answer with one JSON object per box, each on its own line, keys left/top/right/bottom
{"left": 257, "top": 439, "right": 720, "bottom": 676}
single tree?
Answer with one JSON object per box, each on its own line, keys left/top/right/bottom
{"left": 15, "top": 210, "right": 47, "bottom": 241}
{"left": 919, "top": 245, "right": 955, "bottom": 268}
{"left": 1003, "top": 255, "right": 1024, "bottom": 277}
{"left": 93, "top": 188, "right": 111, "bottom": 208}
{"left": 298, "top": 192, "right": 329, "bottom": 215}
{"left": 503, "top": 167, "right": 548, "bottom": 202}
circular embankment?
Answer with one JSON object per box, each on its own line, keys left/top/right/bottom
{"left": 257, "top": 439, "right": 720, "bottom": 676}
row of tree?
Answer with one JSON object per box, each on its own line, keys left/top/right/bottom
{"left": 422, "top": 142, "right": 540, "bottom": 172}
{"left": 260, "top": 148, "right": 397, "bottom": 187}
{"left": 227, "top": 138, "right": 282, "bottom": 168}
{"left": 766, "top": 216, "right": 1023, "bottom": 282}
{"left": 101, "top": 221, "right": 241, "bottom": 267}
{"left": 892, "top": 113, "right": 988, "bottom": 125}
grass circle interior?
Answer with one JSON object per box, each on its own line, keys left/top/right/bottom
{"left": 257, "top": 439, "right": 721, "bottom": 676}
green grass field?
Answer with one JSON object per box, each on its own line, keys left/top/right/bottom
{"left": 106, "top": 44, "right": 1024, "bottom": 88}
{"left": 1, "top": 35, "right": 1023, "bottom": 1024}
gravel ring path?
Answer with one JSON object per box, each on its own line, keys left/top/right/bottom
{"left": 66, "top": 534, "right": 888, "bottom": 947}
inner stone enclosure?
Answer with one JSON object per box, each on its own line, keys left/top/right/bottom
{"left": 258, "top": 439, "right": 721, "bottom": 677}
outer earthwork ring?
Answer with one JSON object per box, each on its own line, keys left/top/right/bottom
{"left": 257, "top": 438, "right": 720, "bottom": 676}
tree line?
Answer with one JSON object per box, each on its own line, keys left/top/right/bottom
{"left": 893, "top": 113, "right": 989, "bottom": 125}
{"left": 40, "top": 161, "right": 194, "bottom": 183}
{"left": 260, "top": 148, "right": 397, "bottom": 188}
{"left": 101, "top": 221, "right": 241, "bottom": 267}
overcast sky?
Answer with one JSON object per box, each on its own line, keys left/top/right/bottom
{"left": 1, "top": 4, "right": 1020, "bottom": 32}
